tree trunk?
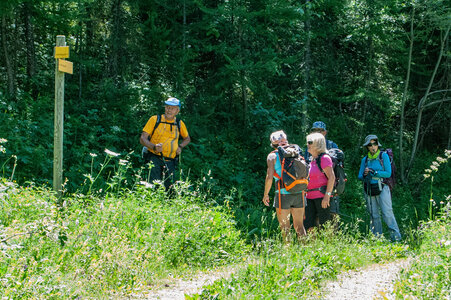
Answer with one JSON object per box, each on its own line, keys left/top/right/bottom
{"left": 23, "top": 1, "right": 37, "bottom": 98}
{"left": 302, "top": 0, "right": 311, "bottom": 132}
{"left": 358, "top": 0, "right": 374, "bottom": 144}
{"left": 448, "top": 117, "right": 451, "bottom": 149}
{"left": 407, "top": 25, "right": 450, "bottom": 177}
{"left": 399, "top": 6, "right": 414, "bottom": 184}
{"left": 110, "top": 0, "right": 123, "bottom": 79}
{"left": 1, "top": 15, "right": 16, "bottom": 99}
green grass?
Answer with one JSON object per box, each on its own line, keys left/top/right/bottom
{"left": 393, "top": 206, "right": 451, "bottom": 299}
{"left": 0, "top": 178, "right": 249, "bottom": 298}
{"left": 191, "top": 224, "right": 409, "bottom": 299}
{"left": 1, "top": 172, "right": 450, "bottom": 299}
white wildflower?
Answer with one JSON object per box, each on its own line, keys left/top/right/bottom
{"left": 90, "top": 153, "right": 98, "bottom": 158}
{"left": 139, "top": 181, "right": 154, "bottom": 189}
{"left": 119, "top": 159, "right": 128, "bottom": 166}
{"left": 104, "top": 149, "right": 120, "bottom": 157}
{"left": 436, "top": 157, "right": 446, "bottom": 163}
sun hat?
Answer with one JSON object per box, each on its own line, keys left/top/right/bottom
{"left": 311, "top": 121, "right": 327, "bottom": 130}
{"left": 363, "top": 134, "right": 382, "bottom": 147}
{"left": 270, "top": 130, "right": 287, "bottom": 143}
{"left": 164, "top": 97, "right": 181, "bottom": 107}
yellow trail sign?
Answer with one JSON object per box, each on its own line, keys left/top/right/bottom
{"left": 54, "top": 46, "right": 69, "bottom": 58}
{"left": 58, "top": 59, "right": 73, "bottom": 74}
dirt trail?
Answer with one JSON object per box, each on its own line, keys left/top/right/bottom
{"left": 321, "top": 259, "right": 411, "bottom": 299}
{"left": 143, "top": 267, "right": 235, "bottom": 300}
{"left": 142, "top": 259, "right": 410, "bottom": 299}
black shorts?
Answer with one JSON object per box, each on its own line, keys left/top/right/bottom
{"left": 273, "top": 193, "right": 305, "bottom": 209}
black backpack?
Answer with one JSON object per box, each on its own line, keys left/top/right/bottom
{"left": 142, "top": 115, "right": 182, "bottom": 158}
{"left": 274, "top": 144, "right": 309, "bottom": 193}
{"left": 316, "top": 148, "right": 347, "bottom": 195}
{"left": 364, "top": 148, "right": 395, "bottom": 191}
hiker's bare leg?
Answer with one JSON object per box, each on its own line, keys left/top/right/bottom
{"left": 291, "top": 207, "right": 306, "bottom": 238}
{"left": 277, "top": 209, "right": 291, "bottom": 243}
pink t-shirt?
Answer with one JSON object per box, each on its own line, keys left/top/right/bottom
{"left": 307, "top": 154, "right": 333, "bottom": 199}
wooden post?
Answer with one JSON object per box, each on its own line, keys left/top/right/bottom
{"left": 53, "top": 35, "right": 65, "bottom": 197}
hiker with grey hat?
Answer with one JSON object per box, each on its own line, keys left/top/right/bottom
{"left": 358, "top": 134, "right": 401, "bottom": 242}
{"left": 140, "top": 97, "right": 191, "bottom": 190}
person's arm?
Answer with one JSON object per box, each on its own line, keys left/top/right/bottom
{"left": 374, "top": 152, "right": 392, "bottom": 178}
{"left": 358, "top": 157, "right": 366, "bottom": 181}
{"left": 176, "top": 121, "right": 191, "bottom": 155}
{"left": 263, "top": 154, "right": 276, "bottom": 206}
{"left": 322, "top": 166, "right": 335, "bottom": 208}
{"left": 140, "top": 116, "right": 162, "bottom": 152}
{"left": 176, "top": 135, "right": 191, "bottom": 155}
{"left": 140, "top": 132, "right": 155, "bottom": 150}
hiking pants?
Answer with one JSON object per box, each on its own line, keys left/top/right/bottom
{"left": 365, "top": 185, "right": 401, "bottom": 241}
{"left": 144, "top": 153, "right": 177, "bottom": 190}
{"left": 304, "top": 197, "right": 332, "bottom": 230}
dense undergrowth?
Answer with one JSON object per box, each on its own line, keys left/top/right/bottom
{"left": 0, "top": 147, "right": 450, "bottom": 298}
{"left": 1, "top": 177, "right": 450, "bottom": 298}
{"left": 393, "top": 205, "right": 451, "bottom": 299}
{"left": 0, "top": 179, "right": 248, "bottom": 298}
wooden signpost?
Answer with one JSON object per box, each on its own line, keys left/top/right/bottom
{"left": 53, "top": 35, "right": 73, "bottom": 198}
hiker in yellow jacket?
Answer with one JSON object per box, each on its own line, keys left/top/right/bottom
{"left": 140, "top": 97, "right": 191, "bottom": 190}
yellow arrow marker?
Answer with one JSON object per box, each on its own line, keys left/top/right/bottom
{"left": 54, "top": 46, "right": 69, "bottom": 58}
{"left": 58, "top": 59, "right": 73, "bottom": 74}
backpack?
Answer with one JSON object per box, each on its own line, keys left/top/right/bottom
{"left": 142, "top": 115, "right": 182, "bottom": 158}
{"left": 151, "top": 114, "right": 181, "bottom": 136}
{"left": 274, "top": 144, "right": 309, "bottom": 193}
{"left": 316, "top": 148, "right": 347, "bottom": 195}
{"left": 364, "top": 148, "right": 395, "bottom": 191}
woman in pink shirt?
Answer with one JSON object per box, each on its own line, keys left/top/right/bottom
{"left": 304, "top": 133, "right": 336, "bottom": 231}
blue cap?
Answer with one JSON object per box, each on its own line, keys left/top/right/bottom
{"left": 311, "top": 121, "right": 327, "bottom": 130}
{"left": 165, "top": 97, "right": 181, "bottom": 107}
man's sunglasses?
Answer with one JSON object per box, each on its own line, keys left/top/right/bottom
{"left": 311, "top": 128, "right": 324, "bottom": 133}
{"left": 367, "top": 142, "right": 378, "bottom": 147}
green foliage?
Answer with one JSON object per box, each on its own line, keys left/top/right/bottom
{"left": 0, "top": 0, "right": 450, "bottom": 241}
{"left": 393, "top": 206, "right": 451, "bottom": 298}
{"left": 0, "top": 179, "right": 249, "bottom": 298}
{"left": 193, "top": 224, "right": 409, "bottom": 299}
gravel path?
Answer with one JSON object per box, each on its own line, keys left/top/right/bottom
{"left": 143, "top": 267, "right": 235, "bottom": 300}
{"left": 141, "top": 259, "right": 410, "bottom": 299}
{"left": 321, "top": 259, "right": 411, "bottom": 300}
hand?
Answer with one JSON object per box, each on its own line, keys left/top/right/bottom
{"left": 176, "top": 146, "right": 182, "bottom": 155}
{"left": 321, "top": 196, "right": 330, "bottom": 209}
{"left": 155, "top": 143, "right": 163, "bottom": 153}
{"left": 364, "top": 167, "right": 370, "bottom": 176}
{"left": 262, "top": 195, "right": 270, "bottom": 206}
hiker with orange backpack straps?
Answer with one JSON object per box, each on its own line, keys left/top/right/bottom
{"left": 140, "top": 97, "right": 191, "bottom": 191}
{"left": 263, "top": 130, "right": 306, "bottom": 242}
{"left": 358, "top": 135, "right": 401, "bottom": 242}
{"left": 304, "top": 133, "right": 336, "bottom": 232}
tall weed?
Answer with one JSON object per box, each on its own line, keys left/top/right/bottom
{"left": 0, "top": 179, "right": 249, "bottom": 298}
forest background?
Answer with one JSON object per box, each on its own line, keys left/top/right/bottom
{"left": 0, "top": 0, "right": 450, "bottom": 235}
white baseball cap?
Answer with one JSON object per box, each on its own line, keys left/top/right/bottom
{"left": 270, "top": 130, "right": 287, "bottom": 143}
{"left": 165, "top": 97, "right": 181, "bottom": 107}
